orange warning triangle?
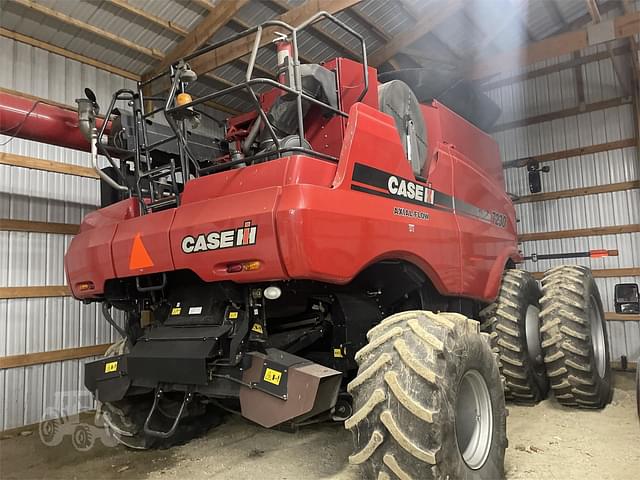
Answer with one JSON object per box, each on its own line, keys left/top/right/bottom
{"left": 129, "top": 233, "right": 155, "bottom": 270}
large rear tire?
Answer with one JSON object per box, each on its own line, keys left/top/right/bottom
{"left": 539, "top": 266, "right": 612, "bottom": 408}
{"left": 346, "top": 310, "right": 507, "bottom": 479}
{"left": 481, "top": 269, "right": 548, "bottom": 405}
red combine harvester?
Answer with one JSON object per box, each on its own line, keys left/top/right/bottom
{"left": 1, "top": 12, "right": 612, "bottom": 479}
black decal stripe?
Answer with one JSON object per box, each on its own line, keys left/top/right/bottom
{"left": 350, "top": 163, "right": 504, "bottom": 227}
{"left": 350, "top": 184, "right": 451, "bottom": 213}
{"left": 352, "top": 163, "right": 390, "bottom": 190}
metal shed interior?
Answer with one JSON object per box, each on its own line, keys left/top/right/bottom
{"left": 0, "top": 0, "right": 639, "bottom": 430}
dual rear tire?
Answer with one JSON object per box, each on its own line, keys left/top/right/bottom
{"left": 482, "top": 267, "right": 612, "bottom": 409}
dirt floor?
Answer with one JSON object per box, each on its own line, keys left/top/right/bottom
{"left": 1, "top": 372, "right": 638, "bottom": 480}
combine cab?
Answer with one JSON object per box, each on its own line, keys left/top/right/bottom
{"left": 0, "top": 11, "right": 611, "bottom": 479}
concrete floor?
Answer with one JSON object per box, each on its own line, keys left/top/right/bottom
{"left": 1, "top": 372, "right": 638, "bottom": 480}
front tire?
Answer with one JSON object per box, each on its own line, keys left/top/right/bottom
{"left": 539, "top": 266, "right": 612, "bottom": 408}
{"left": 346, "top": 310, "right": 507, "bottom": 479}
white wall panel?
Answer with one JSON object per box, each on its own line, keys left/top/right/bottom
{"left": 489, "top": 42, "right": 640, "bottom": 364}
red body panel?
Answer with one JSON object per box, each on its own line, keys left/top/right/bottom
{"left": 65, "top": 84, "right": 518, "bottom": 304}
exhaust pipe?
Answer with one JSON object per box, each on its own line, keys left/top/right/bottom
{"left": 76, "top": 97, "right": 128, "bottom": 192}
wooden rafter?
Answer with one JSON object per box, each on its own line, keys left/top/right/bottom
{"left": 267, "top": 0, "right": 364, "bottom": 61}
{"left": 470, "top": 10, "right": 640, "bottom": 80}
{"left": 14, "top": 0, "right": 164, "bottom": 60}
{"left": 585, "top": 0, "right": 634, "bottom": 95}
{"left": 0, "top": 28, "right": 140, "bottom": 81}
{"left": 349, "top": 6, "right": 391, "bottom": 43}
{"left": 480, "top": 45, "right": 630, "bottom": 91}
{"left": 148, "top": 0, "right": 250, "bottom": 76}
{"left": 369, "top": 0, "right": 465, "bottom": 67}
{"left": 108, "top": 0, "right": 189, "bottom": 37}
{"left": 187, "top": 0, "right": 361, "bottom": 76}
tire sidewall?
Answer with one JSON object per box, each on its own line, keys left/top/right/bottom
{"left": 587, "top": 282, "right": 612, "bottom": 404}
{"left": 440, "top": 330, "right": 506, "bottom": 479}
{"left": 517, "top": 274, "right": 548, "bottom": 395}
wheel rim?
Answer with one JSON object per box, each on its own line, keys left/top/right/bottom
{"left": 455, "top": 369, "right": 493, "bottom": 470}
{"left": 589, "top": 296, "right": 607, "bottom": 378}
{"left": 525, "top": 304, "right": 543, "bottom": 367}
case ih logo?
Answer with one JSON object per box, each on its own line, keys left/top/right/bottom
{"left": 387, "top": 175, "right": 435, "bottom": 205}
{"left": 181, "top": 220, "right": 257, "bottom": 254}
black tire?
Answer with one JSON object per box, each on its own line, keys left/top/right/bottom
{"left": 481, "top": 269, "right": 548, "bottom": 405}
{"left": 99, "top": 339, "right": 222, "bottom": 449}
{"left": 539, "top": 265, "right": 612, "bottom": 408}
{"left": 346, "top": 310, "right": 507, "bottom": 479}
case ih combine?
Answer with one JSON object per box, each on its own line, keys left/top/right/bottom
{"left": 1, "top": 12, "right": 612, "bottom": 479}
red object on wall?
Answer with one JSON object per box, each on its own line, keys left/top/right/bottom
{"left": 0, "top": 91, "right": 110, "bottom": 151}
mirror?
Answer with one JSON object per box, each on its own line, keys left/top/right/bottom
{"left": 614, "top": 283, "right": 640, "bottom": 314}
{"left": 84, "top": 88, "right": 97, "bottom": 103}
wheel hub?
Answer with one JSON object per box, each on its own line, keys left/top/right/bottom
{"left": 455, "top": 369, "right": 493, "bottom": 470}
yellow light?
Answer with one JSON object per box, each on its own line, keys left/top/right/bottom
{"left": 77, "top": 281, "right": 95, "bottom": 291}
{"left": 176, "top": 92, "right": 192, "bottom": 107}
{"left": 242, "top": 261, "right": 261, "bottom": 271}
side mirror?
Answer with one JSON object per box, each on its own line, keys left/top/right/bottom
{"left": 614, "top": 283, "right": 640, "bottom": 314}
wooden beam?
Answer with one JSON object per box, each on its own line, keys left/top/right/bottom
{"left": 470, "top": 11, "right": 640, "bottom": 80}
{"left": 514, "top": 180, "right": 640, "bottom": 204}
{"left": 369, "top": 0, "right": 465, "bottom": 66}
{"left": 0, "top": 152, "right": 99, "bottom": 179}
{"left": 585, "top": 0, "right": 634, "bottom": 95}
{"left": 148, "top": 0, "right": 249, "bottom": 76}
{"left": 349, "top": 6, "right": 391, "bottom": 42}
{"left": 14, "top": 0, "right": 164, "bottom": 60}
{"left": 0, "top": 219, "right": 80, "bottom": 235}
{"left": 0, "top": 28, "right": 139, "bottom": 81}
{"left": 491, "top": 96, "right": 633, "bottom": 133}
{"left": 606, "top": 312, "right": 640, "bottom": 322}
{"left": 503, "top": 138, "right": 638, "bottom": 168}
{"left": 187, "top": 0, "right": 363, "bottom": 76}
{"left": 230, "top": 17, "right": 312, "bottom": 66}
{"left": 519, "top": 224, "right": 640, "bottom": 242}
{"left": 0, "top": 344, "right": 110, "bottom": 370}
{"left": 480, "top": 45, "right": 629, "bottom": 91}
{"left": 108, "top": 0, "right": 189, "bottom": 37}
{"left": 531, "top": 268, "right": 640, "bottom": 280}
{"left": 0, "top": 286, "right": 72, "bottom": 299}
{"left": 267, "top": 0, "right": 364, "bottom": 61}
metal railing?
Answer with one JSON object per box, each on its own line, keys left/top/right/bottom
{"left": 106, "top": 11, "right": 369, "bottom": 213}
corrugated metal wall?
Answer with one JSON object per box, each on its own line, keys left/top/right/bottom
{"left": 485, "top": 40, "right": 640, "bottom": 365}
{"left": 0, "top": 37, "right": 225, "bottom": 431}
{"left": 0, "top": 37, "right": 134, "bottom": 430}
